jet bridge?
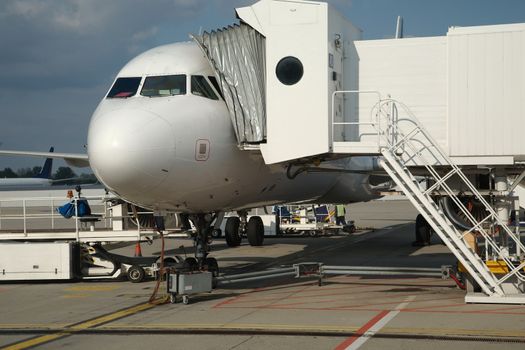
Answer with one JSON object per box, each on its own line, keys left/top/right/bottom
{"left": 194, "top": 0, "right": 361, "bottom": 158}
{"left": 196, "top": 0, "right": 525, "bottom": 167}
{"left": 196, "top": 0, "right": 525, "bottom": 304}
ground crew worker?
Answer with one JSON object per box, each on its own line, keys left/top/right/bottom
{"left": 335, "top": 204, "right": 346, "bottom": 226}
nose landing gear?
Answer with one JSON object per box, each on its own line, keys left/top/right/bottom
{"left": 187, "top": 213, "right": 220, "bottom": 278}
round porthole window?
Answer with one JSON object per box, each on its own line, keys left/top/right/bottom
{"left": 275, "top": 56, "right": 303, "bottom": 85}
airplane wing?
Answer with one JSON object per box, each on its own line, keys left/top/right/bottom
{"left": 0, "top": 150, "right": 90, "bottom": 168}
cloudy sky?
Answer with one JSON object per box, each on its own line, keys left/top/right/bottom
{"left": 1, "top": 0, "right": 525, "bottom": 171}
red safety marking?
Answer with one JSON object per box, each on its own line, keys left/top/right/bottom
{"left": 334, "top": 310, "right": 390, "bottom": 350}
{"left": 212, "top": 294, "right": 244, "bottom": 308}
{"left": 239, "top": 283, "right": 392, "bottom": 300}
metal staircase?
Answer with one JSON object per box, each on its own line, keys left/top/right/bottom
{"left": 366, "top": 98, "right": 525, "bottom": 302}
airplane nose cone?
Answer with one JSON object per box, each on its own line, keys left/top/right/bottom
{"left": 88, "top": 109, "right": 175, "bottom": 195}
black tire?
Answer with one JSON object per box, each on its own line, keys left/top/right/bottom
{"left": 211, "top": 228, "right": 222, "bottom": 238}
{"left": 225, "top": 217, "right": 242, "bottom": 247}
{"left": 183, "top": 257, "right": 198, "bottom": 271}
{"left": 308, "top": 230, "right": 319, "bottom": 237}
{"left": 205, "top": 257, "right": 219, "bottom": 277}
{"left": 415, "top": 214, "right": 431, "bottom": 244}
{"left": 206, "top": 257, "right": 219, "bottom": 289}
{"left": 163, "top": 257, "right": 177, "bottom": 267}
{"left": 170, "top": 293, "right": 177, "bottom": 304}
{"left": 247, "top": 216, "right": 265, "bottom": 246}
{"left": 127, "top": 265, "right": 145, "bottom": 283}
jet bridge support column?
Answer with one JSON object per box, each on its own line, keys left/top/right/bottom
{"left": 494, "top": 170, "right": 512, "bottom": 256}
{"left": 495, "top": 171, "right": 510, "bottom": 222}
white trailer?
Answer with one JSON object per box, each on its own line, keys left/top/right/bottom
{"left": 0, "top": 242, "right": 76, "bottom": 281}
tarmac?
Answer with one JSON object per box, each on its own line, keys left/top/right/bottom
{"left": 1, "top": 199, "right": 524, "bottom": 349}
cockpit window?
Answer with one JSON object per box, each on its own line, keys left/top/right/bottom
{"left": 107, "top": 77, "right": 141, "bottom": 98}
{"left": 208, "top": 76, "right": 224, "bottom": 100}
{"left": 191, "top": 75, "right": 218, "bottom": 100}
{"left": 140, "top": 75, "right": 186, "bottom": 97}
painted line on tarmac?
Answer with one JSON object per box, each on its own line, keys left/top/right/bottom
{"left": 1, "top": 302, "right": 155, "bottom": 350}
{"left": 334, "top": 296, "right": 416, "bottom": 350}
{"left": 64, "top": 285, "right": 120, "bottom": 292}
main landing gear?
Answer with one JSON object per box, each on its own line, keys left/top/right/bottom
{"left": 224, "top": 211, "right": 265, "bottom": 247}
{"left": 413, "top": 214, "right": 433, "bottom": 246}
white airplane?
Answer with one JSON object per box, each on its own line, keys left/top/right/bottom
{"left": 0, "top": 41, "right": 388, "bottom": 271}
{"left": 0, "top": 147, "right": 55, "bottom": 190}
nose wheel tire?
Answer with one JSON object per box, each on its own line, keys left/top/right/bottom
{"left": 205, "top": 257, "right": 220, "bottom": 277}
{"left": 204, "top": 257, "right": 220, "bottom": 289}
{"left": 247, "top": 216, "right": 264, "bottom": 246}
{"left": 183, "top": 257, "right": 198, "bottom": 271}
{"left": 225, "top": 217, "right": 242, "bottom": 247}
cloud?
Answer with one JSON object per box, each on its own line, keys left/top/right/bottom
{"left": 3, "top": 0, "right": 47, "bottom": 18}
{"left": 0, "top": 0, "right": 214, "bottom": 168}
{"left": 0, "top": 0, "right": 211, "bottom": 92}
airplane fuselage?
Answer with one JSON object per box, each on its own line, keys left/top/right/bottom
{"left": 87, "top": 42, "right": 380, "bottom": 213}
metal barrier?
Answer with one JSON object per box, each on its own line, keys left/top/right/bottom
{"left": 215, "top": 263, "right": 446, "bottom": 288}
{"left": 0, "top": 195, "right": 107, "bottom": 235}
{"left": 0, "top": 194, "right": 155, "bottom": 242}
{"left": 330, "top": 90, "right": 383, "bottom": 146}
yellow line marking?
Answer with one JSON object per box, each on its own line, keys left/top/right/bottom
{"left": 61, "top": 294, "right": 90, "bottom": 299}
{"left": 3, "top": 334, "right": 68, "bottom": 350}
{"left": 1, "top": 303, "right": 154, "bottom": 350}
{"left": 68, "top": 303, "right": 153, "bottom": 331}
